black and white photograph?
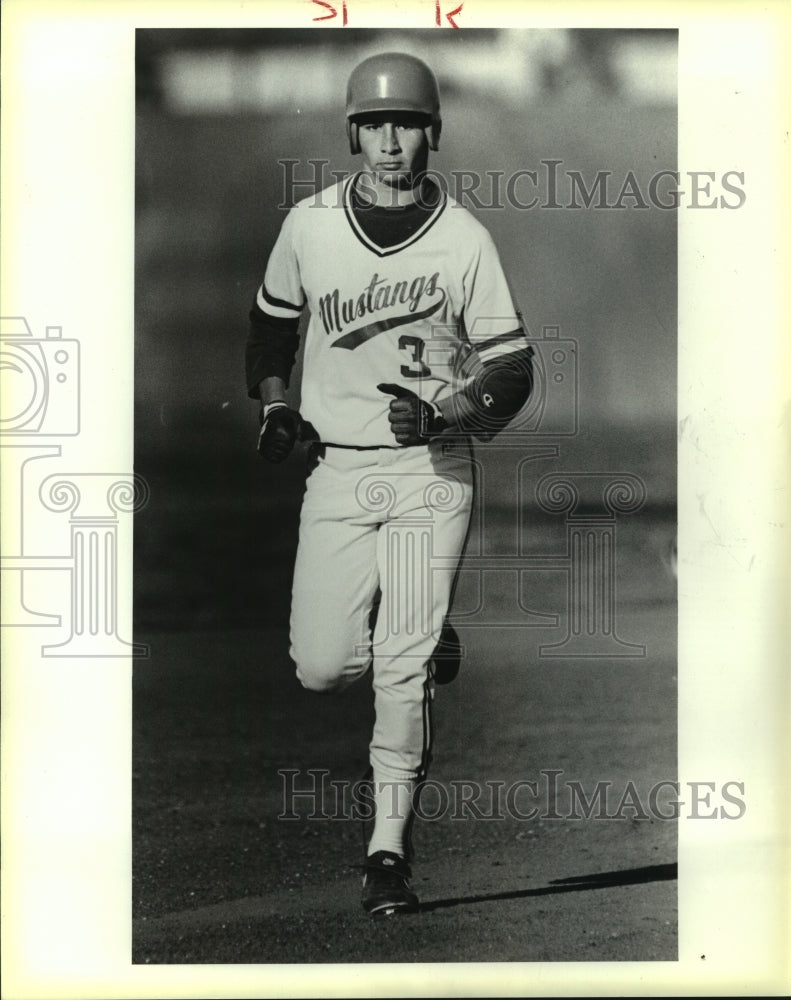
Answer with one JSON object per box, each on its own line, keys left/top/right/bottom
{"left": 132, "top": 25, "right": 679, "bottom": 963}
{"left": 2, "top": 2, "right": 789, "bottom": 997}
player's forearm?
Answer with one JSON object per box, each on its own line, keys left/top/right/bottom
{"left": 436, "top": 347, "right": 534, "bottom": 432}
{"left": 432, "top": 387, "right": 511, "bottom": 443}
{"left": 257, "top": 377, "right": 288, "bottom": 409}
{"left": 433, "top": 389, "right": 479, "bottom": 430}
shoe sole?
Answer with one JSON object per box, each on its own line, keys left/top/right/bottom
{"left": 364, "top": 899, "right": 419, "bottom": 917}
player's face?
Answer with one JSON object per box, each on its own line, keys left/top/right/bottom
{"left": 356, "top": 113, "right": 429, "bottom": 190}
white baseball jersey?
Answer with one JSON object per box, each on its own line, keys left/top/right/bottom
{"left": 256, "top": 173, "right": 528, "bottom": 447}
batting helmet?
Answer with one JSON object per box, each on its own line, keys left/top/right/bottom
{"left": 345, "top": 52, "right": 442, "bottom": 154}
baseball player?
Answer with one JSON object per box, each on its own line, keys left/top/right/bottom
{"left": 246, "top": 52, "right": 533, "bottom": 916}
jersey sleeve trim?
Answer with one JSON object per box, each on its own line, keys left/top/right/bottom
{"left": 475, "top": 330, "right": 531, "bottom": 361}
{"left": 257, "top": 283, "right": 305, "bottom": 319}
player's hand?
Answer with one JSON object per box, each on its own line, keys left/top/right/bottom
{"left": 257, "top": 402, "right": 303, "bottom": 462}
{"left": 377, "top": 384, "right": 447, "bottom": 446}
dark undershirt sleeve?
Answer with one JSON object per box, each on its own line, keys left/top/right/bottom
{"left": 245, "top": 299, "right": 301, "bottom": 397}
{"left": 461, "top": 345, "right": 534, "bottom": 429}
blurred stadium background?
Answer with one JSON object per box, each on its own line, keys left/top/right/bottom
{"left": 134, "top": 27, "right": 677, "bottom": 632}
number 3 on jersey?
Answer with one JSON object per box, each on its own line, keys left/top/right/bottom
{"left": 399, "top": 335, "right": 432, "bottom": 379}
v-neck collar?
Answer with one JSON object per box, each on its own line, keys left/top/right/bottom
{"left": 342, "top": 172, "right": 447, "bottom": 258}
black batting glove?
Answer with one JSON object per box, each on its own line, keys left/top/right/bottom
{"left": 257, "top": 402, "right": 303, "bottom": 463}
{"left": 377, "top": 383, "right": 447, "bottom": 446}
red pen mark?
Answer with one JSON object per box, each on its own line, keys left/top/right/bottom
{"left": 312, "top": 0, "right": 347, "bottom": 24}
{"left": 445, "top": 2, "right": 463, "bottom": 28}
{"left": 312, "top": 0, "right": 335, "bottom": 20}
{"left": 436, "top": 1, "right": 463, "bottom": 28}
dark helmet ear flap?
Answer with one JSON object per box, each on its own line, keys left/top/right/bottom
{"left": 347, "top": 119, "right": 361, "bottom": 155}
{"left": 427, "top": 120, "right": 441, "bottom": 151}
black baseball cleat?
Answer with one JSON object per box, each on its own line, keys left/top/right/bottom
{"left": 429, "top": 622, "right": 463, "bottom": 685}
{"left": 361, "top": 851, "right": 419, "bottom": 917}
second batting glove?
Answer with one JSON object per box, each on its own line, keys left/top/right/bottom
{"left": 377, "top": 383, "right": 447, "bottom": 446}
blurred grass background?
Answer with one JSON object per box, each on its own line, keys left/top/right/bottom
{"left": 134, "top": 28, "right": 677, "bottom": 631}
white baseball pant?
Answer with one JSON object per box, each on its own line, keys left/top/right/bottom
{"left": 289, "top": 440, "right": 474, "bottom": 781}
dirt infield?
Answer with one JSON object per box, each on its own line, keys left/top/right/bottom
{"left": 133, "top": 590, "right": 676, "bottom": 963}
